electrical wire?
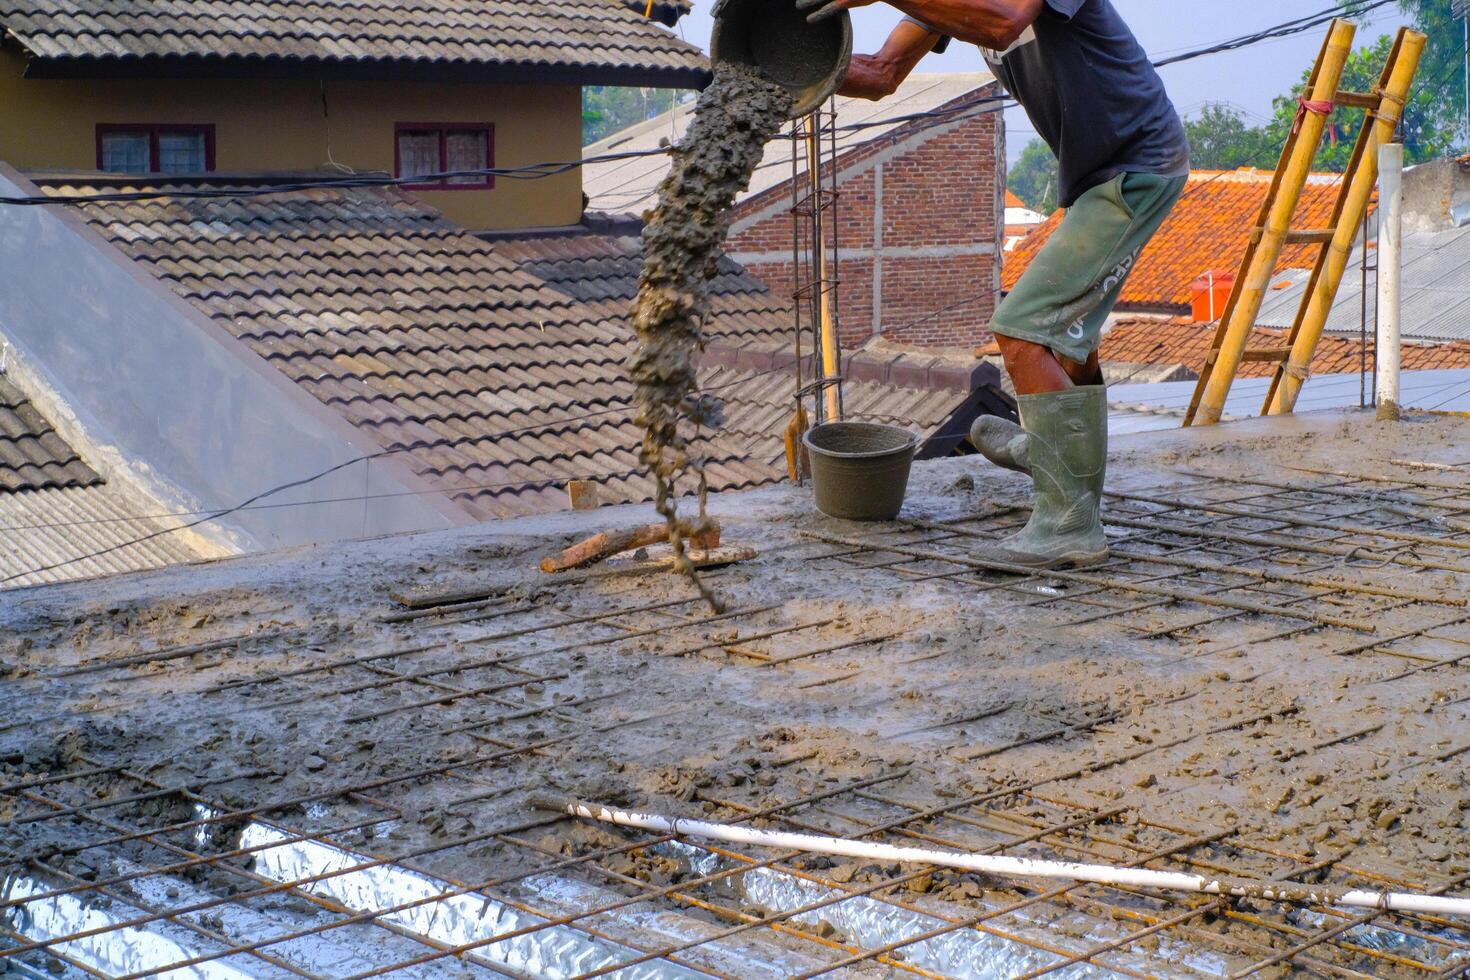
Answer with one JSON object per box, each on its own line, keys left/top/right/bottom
{"left": 0, "top": 363, "right": 799, "bottom": 584}
{"left": 1152, "top": 0, "right": 1396, "bottom": 68}
{"left": 0, "top": 2, "right": 1405, "bottom": 210}
{"left": 0, "top": 4, "right": 1429, "bottom": 582}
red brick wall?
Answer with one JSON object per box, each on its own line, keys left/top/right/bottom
{"left": 726, "top": 86, "right": 1004, "bottom": 352}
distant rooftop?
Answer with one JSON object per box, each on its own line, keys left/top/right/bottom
{"left": 0, "top": 0, "right": 707, "bottom": 86}
{"left": 1258, "top": 224, "right": 1470, "bottom": 343}
{"left": 0, "top": 374, "right": 99, "bottom": 494}
{"left": 582, "top": 72, "right": 998, "bottom": 217}
{"left": 1004, "top": 168, "right": 1347, "bottom": 312}
{"left": 32, "top": 177, "right": 998, "bottom": 521}
{"left": 0, "top": 370, "right": 222, "bottom": 589}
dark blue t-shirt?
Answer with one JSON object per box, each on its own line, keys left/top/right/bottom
{"left": 910, "top": 0, "right": 1189, "bottom": 207}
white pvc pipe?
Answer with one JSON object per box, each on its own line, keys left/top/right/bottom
{"left": 557, "top": 799, "right": 1470, "bottom": 919}
{"left": 1376, "top": 142, "right": 1404, "bottom": 421}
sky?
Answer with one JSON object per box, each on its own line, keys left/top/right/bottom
{"left": 670, "top": 0, "right": 1406, "bottom": 164}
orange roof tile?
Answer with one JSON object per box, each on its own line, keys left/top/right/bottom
{"left": 1002, "top": 168, "right": 1348, "bottom": 311}
{"left": 1004, "top": 189, "right": 1026, "bottom": 209}
{"left": 1074, "top": 317, "right": 1470, "bottom": 378}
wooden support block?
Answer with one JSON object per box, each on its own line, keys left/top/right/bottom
{"left": 540, "top": 521, "right": 722, "bottom": 573}
{"left": 567, "top": 480, "right": 600, "bottom": 511}
{"left": 1334, "top": 90, "right": 1382, "bottom": 109}
{"left": 1241, "top": 348, "right": 1292, "bottom": 362}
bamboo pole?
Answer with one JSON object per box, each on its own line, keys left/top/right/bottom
{"left": 1268, "top": 29, "right": 1425, "bottom": 416}
{"left": 1193, "top": 18, "right": 1356, "bottom": 426}
{"left": 552, "top": 799, "right": 1470, "bottom": 918}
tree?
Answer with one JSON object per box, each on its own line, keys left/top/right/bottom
{"left": 582, "top": 87, "right": 690, "bottom": 145}
{"left": 1263, "top": 32, "right": 1461, "bottom": 169}
{"left": 1341, "top": 0, "right": 1466, "bottom": 149}
{"left": 1184, "top": 104, "right": 1274, "bottom": 170}
{"left": 1008, "top": 138, "right": 1058, "bottom": 213}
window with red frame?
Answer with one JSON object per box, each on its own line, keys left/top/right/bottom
{"left": 395, "top": 124, "right": 494, "bottom": 189}
{"left": 97, "top": 125, "right": 215, "bottom": 174}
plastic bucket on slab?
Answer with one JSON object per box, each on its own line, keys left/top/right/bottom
{"left": 710, "top": 0, "right": 853, "bottom": 117}
{"left": 803, "top": 422, "right": 919, "bottom": 522}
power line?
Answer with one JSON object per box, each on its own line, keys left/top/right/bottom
{"left": 1152, "top": 0, "right": 1396, "bottom": 68}
{"left": 0, "top": 2, "right": 1403, "bottom": 210}
{"left": 0, "top": 364, "right": 800, "bottom": 585}
{"left": 0, "top": 5, "right": 1424, "bottom": 582}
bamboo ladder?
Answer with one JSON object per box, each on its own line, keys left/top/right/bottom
{"left": 1182, "top": 21, "right": 1426, "bottom": 426}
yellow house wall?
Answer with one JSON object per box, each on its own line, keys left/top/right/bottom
{"left": 0, "top": 48, "right": 584, "bottom": 230}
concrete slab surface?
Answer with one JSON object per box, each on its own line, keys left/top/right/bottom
{"left": 3, "top": 408, "right": 1469, "bottom": 978}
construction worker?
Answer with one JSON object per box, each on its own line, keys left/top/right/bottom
{"left": 800, "top": 0, "right": 1188, "bottom": 568}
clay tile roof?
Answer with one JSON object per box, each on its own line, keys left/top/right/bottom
{"left": 1091, "top": 316, "right": 1470, "bottom": 379}
{"left": 0, "top": 374, "right": 100, "bottom": 493}
{"left": 0, "top": 0, "right": 707, "bottom": 85}
{"left": 1003, "top": 168, "right": 1347, "bottom": 311}
{"left": 38, "top": 179, "right": 981, "bottom": 519}
{"left": 1004, "top": 190, "right": 1026, "bottom": 209}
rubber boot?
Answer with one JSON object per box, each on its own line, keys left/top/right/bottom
{"left": 982, "top": 386, "right": 1108, "bottom": 569}
{"left": 968, "top": 415, "right": 1030, "bottom": 475}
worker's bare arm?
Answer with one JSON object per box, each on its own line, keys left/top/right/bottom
{"left": 837, "top": 20, "right": 939, "bottom": 100}
{"left": 799, "top": 0, "right": 1042, "bottom": 50}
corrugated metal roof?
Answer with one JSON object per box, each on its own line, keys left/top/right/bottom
{"left": 1106, "top": 367, "right": 1470, "bottom": 437}
{"left": 1256, "top": 225, "right": 1470, "bottom": 342}
{"left": 582, "top": 72, "right": 998, "bottom": 217}
{"left": 0, "top": 482, "right": 217, "bottom": 589}
{"left": 0, "top": 0, "right": 707, "bottom": 84}
{"left": 1059, "top": 315, "right": 1470, "bottom": 379}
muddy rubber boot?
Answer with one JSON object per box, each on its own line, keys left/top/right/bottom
{"left": 982, "top": 386, "right": 1108, "bottom": 569}
{"left": 968, "top": 415, "right": 1031, "bottom": 475}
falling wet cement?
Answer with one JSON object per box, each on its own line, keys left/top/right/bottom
{"left": 631, "top": 63, "right": 793, "bottom": 611}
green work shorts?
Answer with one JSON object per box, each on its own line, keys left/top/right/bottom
{"left": 992, "top": 172, "right": 1186, "bottom": 364}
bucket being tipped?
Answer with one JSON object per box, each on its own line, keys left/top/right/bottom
{"left": 711, "top": 0, "right": 853, "bottom": 117}
{"left": 803, "top": 422, "right": 919, "bottom": 522}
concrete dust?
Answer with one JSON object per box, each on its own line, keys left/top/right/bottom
{"left": 3, "top": 410, "right": 1470, "bottom": 973}
{"left": 631, "top": 63, "right": 792, "bottom": 612}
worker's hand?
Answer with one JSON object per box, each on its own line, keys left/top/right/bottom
{"left": 796, "top": 0, "right": 879, "bottom": 24}
{"left": 838, "top": 53, "right": 899, "bottom": 99}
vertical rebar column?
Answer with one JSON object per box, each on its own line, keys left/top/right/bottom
{"left": 806, "top": 110, "right": 842, "bottom": 423}
{"left": 1376, "top": 142, "right": 1404, "bottom": 421}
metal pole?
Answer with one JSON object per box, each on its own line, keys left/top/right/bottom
{"left": 1376, "top": 142, "right": 1403, "bottom": 421}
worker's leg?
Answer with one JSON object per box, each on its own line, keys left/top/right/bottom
{"left": 994, "top": 336, "right": 1103, "bottom": 394}
{"left": 973, "top": 172, "right": 1185, "bottom": 567}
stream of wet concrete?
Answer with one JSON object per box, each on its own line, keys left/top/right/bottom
{"left": 630, "top": 63, "right": 793, "bottom": 610}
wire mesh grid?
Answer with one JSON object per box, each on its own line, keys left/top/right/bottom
{"left": 4, "top": 466, "right": 1470, "bottom": 978}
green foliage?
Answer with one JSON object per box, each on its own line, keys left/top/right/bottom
{"left": 1263, "top": 32, "right": 1461, "bottom": 169}
{"left": 1341, "top": 0, "right": 1466, "bottom": 149}
{"left": 1182, "top": 16, "right": 1465, "bottom": 174}
{"left": 1008, "top": 138, "right": 1058, "bottom": 213}
{"left": 1184, "top": 104, "right": 1276, "bottom": 170}
{"left": 582, "top": 87, "right": 690, "bottom": 145}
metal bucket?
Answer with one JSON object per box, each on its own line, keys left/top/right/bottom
{"left": 710, "top": 0, "right": 853, "bottom": 117}
{"left": 803, "top": 422, "right": 918, "bottom": 522}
